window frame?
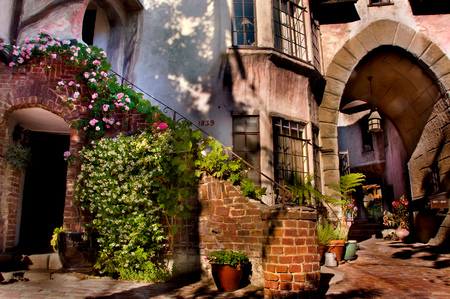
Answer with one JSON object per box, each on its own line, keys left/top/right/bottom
{"left": 272, "top": 117, "right": 310, "bottom": 187}
{"left": 273, "top": 0, "right": 308, "bottom": 61}
{"left": 231, "top": 0, "right": 257, "bottom": 47}
{"left": 232, "top": 115, "right": 261, "bottom": 187}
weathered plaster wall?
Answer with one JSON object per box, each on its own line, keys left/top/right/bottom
{"left": 0, "top": 0, "right": 13, "bottom": 43}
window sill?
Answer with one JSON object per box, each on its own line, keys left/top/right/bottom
{"left": 368, "top": 3, "right": 394, "bottom": 7}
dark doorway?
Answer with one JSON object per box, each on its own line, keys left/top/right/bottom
{"left": 18, "top": 132, "right": 69, "bottom": 254}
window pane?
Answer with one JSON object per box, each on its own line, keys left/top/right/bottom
{"left": 236, "top": 33, "right": 245, "bottom": 45}
{"left": 241, "top": 18, "right": 254, "bottom": 31}
{"left": 234, "top": 18, "right": 243, "bottom": 31}
{"left": 245, "top": 33, "right": 255, "bottom": 46}
{"left": 234, "top": 134, "right": 245, "bottom": 150}
{"left": 246, "top": 116, "right": 258, "bottom": 132}
{"left": 234, "top": 4, "right": 243, "bottom": 17}
{"left": 246, "top": 151, "right": 259, "bottom": 166}
{"left": 247, "top": 135, "right": 258, "bottom": 151}
{"left": 233, "top": 117, "right": 245, "bottom": 132}
{"left": 244, "top": 4, "right": 254, "bottom": 17}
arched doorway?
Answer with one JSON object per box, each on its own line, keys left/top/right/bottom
{"left": 320, "top": 20, "right": 450, "bottom": 242}
{"left": 8, "top": 108, "right": 70, "bottom": 253}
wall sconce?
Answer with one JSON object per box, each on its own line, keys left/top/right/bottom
{"left": 368, "top": 108, "right": 382, "bottom": 133}
{"left": 367, "top": 76, "right": 382, "bottom": 133}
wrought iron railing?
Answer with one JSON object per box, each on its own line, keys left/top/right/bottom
{"left": 110, "top": 70, "right": 291, "bottom": 204}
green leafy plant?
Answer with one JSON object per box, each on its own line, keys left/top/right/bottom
{"left": 50, "top": 227, "right": 67, "bottom": 252}
{"left": 329, "top": 173, "right": 365, "bottom": 228}
{"left": 317, "top": 220, "right": 335, "bottom": 246}
{"left": 207, "top": 250, "right": 249, "bottom": 269}
{"left": 5, "top": 144, "right": 32, "bottom": 172}
{"left": 285, "top": 173, "right": 337, "bottom": 206}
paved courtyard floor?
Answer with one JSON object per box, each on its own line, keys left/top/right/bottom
{"left": 0, "top": 237, "right": 449, "bottom": 298}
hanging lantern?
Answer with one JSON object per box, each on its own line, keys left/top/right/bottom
{"left": 368, "top": 109, "right": 382, "bottom": 133}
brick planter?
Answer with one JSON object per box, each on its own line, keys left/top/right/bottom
{"left": 198, "top": 176, "right": 320, "bottom": 297}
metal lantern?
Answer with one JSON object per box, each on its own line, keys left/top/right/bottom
{"left": 368, "top": 109, "right": 382, "bottom": 133}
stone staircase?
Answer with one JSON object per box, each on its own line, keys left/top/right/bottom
{"left": 347, "top": 220, "right": 387, "bottom": 242}
{"left": 0, "top": 252, "right": 89, "bottom": 282}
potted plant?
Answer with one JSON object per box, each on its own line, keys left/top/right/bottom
{"left": 51, "top": 225, "right": 98, "bottom": 271}
{"left": 383, "top": 195, "right": 410, "bottom": 241}
{"left": 207, "top": 249, "right": 249, "bottom": 292}
{"left": 328, "top": 173, "right": 365, "bottom": 261}
{"left": 317, "top": 220, "right": 335, "bottom": 263}
{"left": 326, "top": 223, "right": 348, "bottom": 261}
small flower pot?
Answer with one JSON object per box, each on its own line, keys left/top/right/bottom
{"left": 395, "top": 228, "right": 409, "bottom": 241}
{"left": 211, "top": 264, "right": 242, "bottom": 292}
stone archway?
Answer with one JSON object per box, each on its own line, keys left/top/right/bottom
{"left": 319, "top": 19, "right": 450, "bottom": 195}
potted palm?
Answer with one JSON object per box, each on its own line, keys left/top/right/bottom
{"left": 207, "top": 250, "right": 249, "bottom": 292}
{"left": 329, "top": 173, "right": 365, "bottom": 261}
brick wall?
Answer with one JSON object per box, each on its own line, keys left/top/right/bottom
{"left": 0, "top": 60, "right": 145, "bottom": 250}
{"left": 196, "top": 176, "right": 320, "bottom": 297}
{"left": 0, "top": 60, "right": 321, "bottom": 297}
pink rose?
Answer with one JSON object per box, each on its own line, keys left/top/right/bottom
{"left": 158, "top": 122, "right": 168, "bottom": 130}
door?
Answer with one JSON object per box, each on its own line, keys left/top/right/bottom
{"left": 18, "top": 132, "right": 69, "bottom": 253}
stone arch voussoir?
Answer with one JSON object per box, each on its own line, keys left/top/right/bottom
{"left": 319, "top": 19, "right": 450, "bottom": 193}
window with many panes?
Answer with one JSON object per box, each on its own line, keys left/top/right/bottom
{"left": 273, "top": 118, "right": 309, "bottom": 187}
{"left": 233, "top": 116, "right": 261, "bottom": 186}
{"left": 273, "top": 0, "right": 307, "bottom": 61}
{"left": 232, "top": 0, "right": 256, "bottom": 46}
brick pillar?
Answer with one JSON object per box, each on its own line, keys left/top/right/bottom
{"left": 261, "top": 206, "right": 320, "bottom": 298}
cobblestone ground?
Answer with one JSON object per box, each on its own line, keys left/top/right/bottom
{"left": 322, "top": 238, "right": 450, "bottom": 299}
{"left": 0, "top": 238, "right": 449, "bottom": 298}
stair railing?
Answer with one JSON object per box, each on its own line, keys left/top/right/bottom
{"left": 110, "top": 70, "right": 291, "bottom": 204}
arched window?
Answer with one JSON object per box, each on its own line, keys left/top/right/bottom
{"left": 82, "top": 3, "right": 110, "bottom": 51}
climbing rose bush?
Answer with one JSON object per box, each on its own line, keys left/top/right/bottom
{"left": 0, "top": 32, "right": 138, "bottom": 138}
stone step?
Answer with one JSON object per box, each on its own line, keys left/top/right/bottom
{"left": 1, "top": 269, "right": 90, "bottom": 282}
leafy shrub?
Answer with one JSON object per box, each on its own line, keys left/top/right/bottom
{"left": 207, "top": 250, "right": 249, "bottom": 268}
{"left": 75, "top": 121, "right": 201, "bottom": 278}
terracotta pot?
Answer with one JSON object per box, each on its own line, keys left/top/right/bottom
{"left": 327, "top": 240, "right": 345, "bottom": 261}
{"left": 319, "top": 245, "right": 327, "bottom": 264}
{"left": 211, "top": 264, "right": 242, "bottom": 292}
{"left": 395, "top": 228, "right": 410, "bottom": 241}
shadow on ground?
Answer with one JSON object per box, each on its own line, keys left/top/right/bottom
{"left": 387, "top": 241, "right": 450, "bottom": 269}
{"left": 87, "top": 276, "right": 264, "bottom": 299}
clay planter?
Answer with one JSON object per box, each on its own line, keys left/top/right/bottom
{"left": 327, "top": 240, "right": 345, "bottom": 261}
{"left": 57, "top": 232, "right": 97, "bottom": 271}
{"left": 395, "top": 228, "right": 410, "bottom": 241}
{"left": 319, "top": 245, "right": 327, "bottom": 264}
{"left": 211, "top": 264, "right": 242, "bottom": 292}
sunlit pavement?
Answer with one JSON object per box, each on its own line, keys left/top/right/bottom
{"left": 322, "top": 237, "right": 450, "bottom": 298}
{"left": 0, "top": 237, "right": 449, "bottom": 298}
